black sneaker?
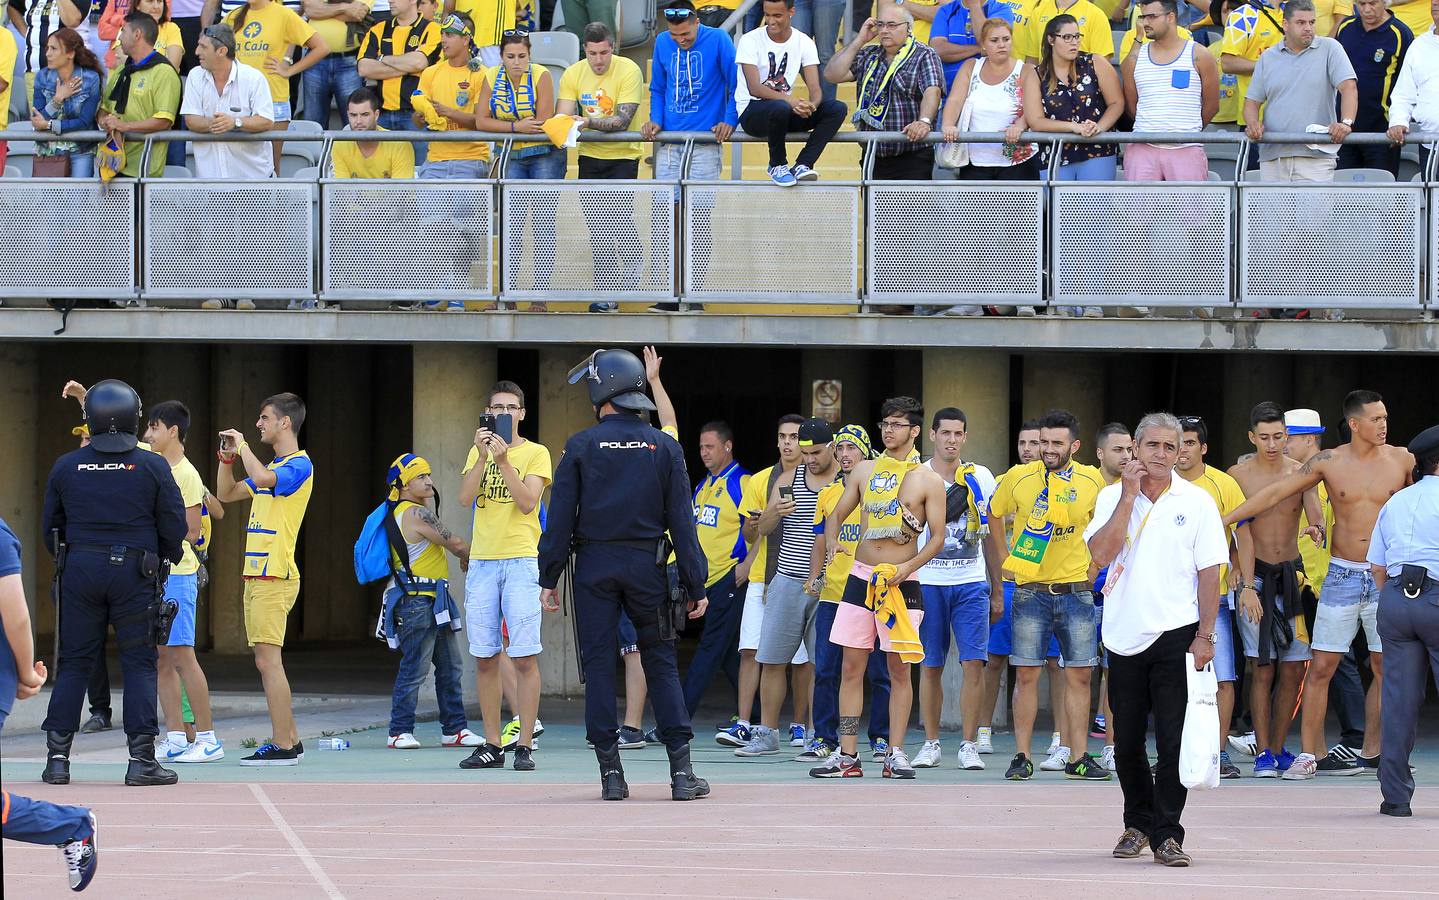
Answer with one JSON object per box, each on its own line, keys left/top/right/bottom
{"left": 617, "top": 726, "right": 647, "bottom": 750}
{"left": 1316, "top": 750, "right": 1362, "bottom": 776}
{"left": 1357, "top": 753, "right": 1415, "bottom": 774}
{"left": 295, "top": 740, "right": 305, "bottom": 760}
{"left": 460, "top": 742, "right": 505, "bottom": 769}
{"left": 642, "top": 727, "right": 661, "bottom": 744}
{"left": 60, "top": 812, "right": 99, "bottom": 892}
{"left": 79, "top": 713, "right": 112, "bottom": 735}
{"left": 1005, "top": 753, "right": 1034, "bottom": 781}
{"left": 238, "top": 743, "right": 300, "bottom": 767}
{"left": 1065, "top": 752, "right": 1113, "bottom": 781}
{"left": 513, "top": 745, "right": 536, "bottom": 771}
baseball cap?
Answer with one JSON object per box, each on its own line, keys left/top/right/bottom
{"left": 797, "top": 418, "right": 834, "bottom": 447}
{"left": 1284, "top": 408, "right": 1324, "bottom": 435}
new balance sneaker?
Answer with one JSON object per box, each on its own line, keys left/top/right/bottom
{"left": 735, "top": 726, "right": 782, "bottom": 757}
{"left": 975, "top": 727, "right": 994, "bottom": 754}
{"left": 1253, "top": 749, "right": 1280, "bottom": 778}
{"left": 1316, "top": 749, "right": 1362, "bottom": 776}
{"left": 794, "top": 739, "right": 833, "bottom": 762}
{"left": 1219, "top": 750, "right": 1241, "bottom": 779}
{"left": 238, "top": 743, "right": 300, "bottom": 767}
{"left": 912, "top": 740, "right": 943, "bottom": 768}
{"left": 1282, "top": 752, "right": 1317, "bottom": 780}
{"left": 1090, "top": 715, "right": 1107, "bottom": 739}
{"left": 388, "top": 733, "right": 421, "bottom": 750}
{"left": 789, "top": 723, "right": 808, "bottom": 747}
{"left": 1046, "top": 731, "right": 1062, "bottom": 755}
{"left": 1228, "top": 731, "right": 1258, "bottom": 757}
{"left": 1275, "top": 748, "right": 1297, "bottom": 772}
{"left": 1101, "top": 744, "right": 1117, "bottom": 772}
{"left": 155, "top": 734, "right": 190, "bottom": 762}
{"left": 883, "top": 748, "right": 916, "bottom": 779}
{"left": 617, "top": 726, "right": 647, "bottom": 750}
{"left": 957, "top": 741, "right": 985, "bottom": 771}
{"left": 60, "top": 812, "right": 98, "bottom": 892}
{"left": 1065, "top": 752, "right": 1112, "bottom": 781}
{"left": 768, "top": 165, "right": 797, "bottom": 187}
{"left": 791, "top": 163, "right": 820, "bottom": 182}
{"left": 174, "top": 735, "right": 224, "bottom": 763}
{"left": 810, "top": 753, "right": 862, "bottom": 778}
{"left": 1040, "top": 745, "right": 1072, "bottom": 772}
{"left": 440, "top": 728, "right": 483, "bottom": 748}
{"left": 870, "top": 737, "right": 889, "bottom": 762}
{"left": 715, "top": 721, "right": 752, "bottom": 747}
{"left": 459, "top": 743, "right": 505, "bottom": 769}
{"left": 1005, "top": 752, "right": 1034, "bottom": 781}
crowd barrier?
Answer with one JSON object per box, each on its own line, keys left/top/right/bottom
{"left": 1, "top": 129, "right": 1436, "bottom": 311}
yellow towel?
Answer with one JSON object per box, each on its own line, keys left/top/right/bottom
{"left": 541, "top": 114, "right": 582, "bottom": 148}
{"left": 867, "top": 564, "right": 923, "bottom": 664}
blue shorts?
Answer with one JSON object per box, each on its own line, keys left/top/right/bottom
{"left": 273, "top": 101, "right": 293, "bottom": 122}
{"left": 1213, "top": 600, "right": 1236, "bottom": 683}
{"left": 618, "top": 609, "right": 638, "bottom": 656}
{"left": 919, "top": 582, "right": 990, "bottom": 666}
{"left": 988, "top": 581, "right": 1060, "bottom": 659}
{"left": 1011, "top": 585, "right": 1099, "bottom": 667}
{"left": 164, "top": 572, "right": 199, "bottom": 647}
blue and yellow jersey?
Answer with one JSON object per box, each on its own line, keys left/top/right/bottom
{"left": 1221, "top": 3, "right": 1286, "bottom": 125}
{"left": 986, "top": 460, "right": 1104, "bottom": 583}
{"left": 243, "top": 450, "right": 314, "bottom": 579}
{"left": 693, "top": 461, "right": 750, "bottom": 587}
{"left": 814, "top": 479, "right": 862, "bottom": 602}
{"left": 740, "top": 464, "right": 776, "bottom": 585}
{"left": 1335, "top": 12, "right": 1413, "bottom": 130}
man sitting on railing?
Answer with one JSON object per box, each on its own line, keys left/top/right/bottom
{"left": 97, "top": 12, "right": 183, "bottom": 179}
{"left": 180, "top": 23, "right": 278, "bottom": 178}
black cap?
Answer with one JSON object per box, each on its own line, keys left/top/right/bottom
{"left": 798, "top": 418, "right": 834, "bottom": 447}
{"left": 1409, "top": 424, "right": 1439, "bottom": 458}
{"left": 83, "top": 379, "right": 142, "bottom": 453}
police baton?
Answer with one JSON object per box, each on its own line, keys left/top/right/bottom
{"left": 51, "top": 528, "right": 64, "bottom": 669}
{"left": 563, "top": 552, "right": 585, "bottom": 684}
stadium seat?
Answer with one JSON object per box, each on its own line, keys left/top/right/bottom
{"left": 2, "top": 165, "right": 19, "bottom": 178}
{"left": 292, "top": 165, "right": 321, "bottom": 180}
{"left": 1207, "top": 170, "right": 1223, "bottom": 181}
{"left": 162, "top": 165, "right": 194, "bottom": 178}
{"left": 618, "top": 0, "right": 658, "bottom": 47}
{"left": 284, "top": 120, "right": 324, "bottom": 165}
{"left": 4, "top": 121, "right": 36, "bottom": 158}
{"left": 1333, "top": 167, "right": 1395, "bottom": 183}
{"left": 530, "top": 30, "right": 580, "bottom": 67}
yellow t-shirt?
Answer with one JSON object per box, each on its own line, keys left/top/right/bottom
{"left": 170, "top": 456, "right": 206, "bottom": 576}
{"left": 226, "top": 2, "right": 317, "bottom": 103}
{"left": 308, "top": 0, "right": 374, "bottom": 54}
{"left": 986, "top": 460, "right": 1104, "bottom": 584}
{"left": 333, "top": 131, "right": 417, "bottom": 177}
{"left": 452, "top": 0, "right": 517, "bottom": 48}
{"left": 1119, "top": 24, "right": 1192, "bottom": 59}
{"left": 740, "top": 464, "right": 776, "bottom": 585}
{"left": 0, "top": 28, "right": 14, "bottom": 130}
{"left": 1299, "top": 481, "right": 1335, "bottom": 597}
{"left": 693, "top": 461, "right": 750, "bottom": 588}
{"left": 391, "top": 499, "right": 450, "bottom": 594}
{"left": 112, "top": 20, "right": 183, "bottom": 66}
{"left": 1186, "top": 464, "right": 1245, "bottom": 592}
{"left": 463, "top": 439, "right": 552, "bottom": 559}
{"left": 1017, "top": 0, "right": 1114, "bottom": 61}
{"left": 558, "top": 55, "right": 644, "bottom": 160}
{"left": 908, "top": 0, "right": 943, "bottom": 44}
{"left": 813, "top": 480, "right": 862, "bottom": 602}
{"left": 418, "top": 60, "right": 492, "bottom": 161}
{"left": 1220, "top": 3, "right": 1284, "bottom": 125}
{"left": 242, "top": 450, "right": 315, "bottom": 579}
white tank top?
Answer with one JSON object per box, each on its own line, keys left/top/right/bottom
{"left": 1133, "top": 40, "right": 1203, "bottom": 146}
{"left": 966, "top": 58, "right": 1038, "bottom": 167}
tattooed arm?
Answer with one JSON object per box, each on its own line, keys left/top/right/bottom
{"left": 583, "top": 102, "right": 639, "bottom": 133}
{"left": 408, "top": 505, "right": 470, "bottom": 560}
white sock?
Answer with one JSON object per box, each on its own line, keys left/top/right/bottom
{"left": 196, "top": 730, "right": 216, "bottom": 743}
{"left": 167, "top": 731, "right": 188, "bottom": 745}
{"left": 737, "top": 719, "right": 750, "bottom": 728}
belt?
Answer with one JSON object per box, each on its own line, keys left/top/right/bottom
{"left": 69, "top": 544, "right": 150, "bottom": 558}
{"left": 575, "top": 538, "right": 664, "bottom": 552}
{"left": 1017, "top": 581, "right": 1089, "bottom": 595}
{"left": 335, "top": 48, "right": 360, "bottom": 58}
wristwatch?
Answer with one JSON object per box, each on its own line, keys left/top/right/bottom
{"left": 1341, "top": 118, "right": 1355, "bottom": 126}
{"left": 1197, "top": 631, "right": 1218, "bottom": 644}
{"left": 919, "top": 116, "right": 933, "bottom": 125}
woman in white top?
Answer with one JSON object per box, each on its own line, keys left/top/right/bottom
{"left": 940, "top": 18, "right": 1040, "bottom": 180}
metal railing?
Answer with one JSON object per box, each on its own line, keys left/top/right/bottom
{"left": 1, "top": 128, "right": 1437, "bottom": 312}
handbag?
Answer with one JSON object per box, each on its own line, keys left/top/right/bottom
{"left": 31, "top": 154, "right": 72, "bottom": 177}
{"left": 936, "top": 95, "right": 974, "bottom": 170}
{"left": 1178, "top": 653, "right": 1221, "bottom": 790}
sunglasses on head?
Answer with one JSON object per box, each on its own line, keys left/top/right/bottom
{"left": 440, "top": 14, "right": 472, "bottom": 35}
{"left": 663, "top": 7, "right": 696, "bottom": 21}
{"left": 1178, "top": 416, "right": 1205, "bottom": 429}
{"left": 502, "top": 28, "right": 530, "bottom": 37}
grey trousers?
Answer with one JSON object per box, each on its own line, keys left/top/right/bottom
{"left": 1377, "top": 577, "right": 1439, "bottom": 807}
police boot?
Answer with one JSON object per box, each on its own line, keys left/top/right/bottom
{"left": 42, "top": 730, "right": 74, "bottom": 785}
{"left": 595, "top": 744, "right": 628, "bottom": 801}
{"left": 124, "top": 733, "right": 179, "bottom": 786}
{"left": 668, "top": 745, "right": 711, "bottom": 801}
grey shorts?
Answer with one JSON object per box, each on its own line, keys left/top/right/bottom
{"left": 755, "top": 573, "right": 819, "bottom": 665}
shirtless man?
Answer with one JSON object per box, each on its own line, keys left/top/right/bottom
{"left": 809, "top": 396, "right": 945, "bottom": 780}
{"left": 1226, "top": 391, "right": 1414, "bottom": 780}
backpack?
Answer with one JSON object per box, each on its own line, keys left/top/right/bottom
{"left": 354, "top": 500, "right": 416, "bottom": 587}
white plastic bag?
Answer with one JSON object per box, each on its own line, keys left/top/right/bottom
{"left": 1179, "top": 653, "right": 1220, "bottom": 791}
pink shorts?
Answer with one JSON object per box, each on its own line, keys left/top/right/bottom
{"left": 1123, "top": 143, "right": 1208, "bottom": 182}
{"left": 829, "top": 562, "right": 924, "bottom": 652}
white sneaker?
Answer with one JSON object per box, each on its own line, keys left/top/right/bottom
{"left": 174, "top": 736, "right": 224, "bottom": 763}
{"left": 155, "top": 735, "right": 190, "bottom": 761}
{"left": 440, "top": 728, "right": 483, "bottom": 748}
{"left": 1047, "top": 731, "right": 1062, "bottom": 755}
{"left": 1228, "top": 732, "right": 1258, "bottom": 757}
{"left": 957, "top": 741, "right": 985, "bottom": 770}
{"left": 1016, "top": 305, "right": 1038, "bottom": 317}
{"left": 975, "top": 727, "right": 994, "bottom": 754}
{"left": 912, "top": 740, "right": 943, "bottom": 768}
{"left": 942, "top": 304, "right": 984, "bottom": 317}
{"left": 1283, "top": 752, "right": 1318, "bottom": 780}
{"left": 1082, "top": 306, "right": 1104, "bottom": 318}
{"left": 1101, "top": 744, "right": 1116, "bottom": 772}
{"left": 388, "top": 733, "right": 421, "bottom": 750}
{"left": 1040, "top": 745, "right": 1072, "bottom": 771}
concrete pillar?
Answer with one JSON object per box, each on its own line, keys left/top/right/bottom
{"left": 0, "top": 345, "right": 41, "bottom": 616}
{"left": 922, "top": 348, "right": 1011, "bottom": 474}
{"left": 1022, "top": 353, "right": 1105, "bottom": 461}
{"left": 801, "top": 349, "right": 871, "bottom": 427}
{"left": 1222, "top": 355, "right": 1294, "bottom": 469}
{"left": 535, "top": 348, "right": 597, "bottom": 697}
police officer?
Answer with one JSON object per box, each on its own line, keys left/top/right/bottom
{"left": 538, "top": 349, "right": 710, "bottom": 802}
{"left": 40, "top": 380, "right": 187, "bottom": 787}
{"left": 1368, "top": 424, "right": 1439, "bottom": 818}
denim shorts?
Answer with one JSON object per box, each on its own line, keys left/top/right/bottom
{"left": 420, "top": 158, "right": 489, "bottom": 179}
{"left": 1212, "top": 601, "right": 1237, "bottom": 682}
{"left": 1237, "top": 605, "right": 1313, "bottom": 662}
{"left": 273, "top": 101, "right": 293, "bottom": 122}
{"left": 1010, "top": 585, "right": 1099, "bottom": 666}
{"left": 464, "top": 557, "right": 542, "bottom": 658}
{"left": 1310, "top": 560, "right": 1382, "bottom": 653}
{"left": 988, "top": 581, "right": 1060, "bottom": 658}
{"left": 164, "top": 572, "right": 199, "bottom": 647}
{"left": 918, "top": 581, "right": 989, "bottom": 666}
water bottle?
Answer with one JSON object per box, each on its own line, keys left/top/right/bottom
{"left": 317, "top": 738, "right": 350, "bottom": 750}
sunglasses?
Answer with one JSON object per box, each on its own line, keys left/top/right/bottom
{"left": 1178, "top": 416, "right": 1205, "bottom": 429}
{"left": 662, "top": 7, "right": 696, "bottom": 21}
{"left": 502, "top": 28, "right": 530, "bottom": 37}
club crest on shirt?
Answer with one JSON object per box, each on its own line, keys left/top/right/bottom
{"left": 1375, "top": 49, "right": 1385, "bottom": 62}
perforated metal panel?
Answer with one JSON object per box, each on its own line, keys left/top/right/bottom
{"left": 1053, "top": 184, "right": 1232, "bottom": 306}
{"left": 867, "top": 184, "right": 1042, "bottom": 302}
{"left": 1430, "top": 186, "right": 1439, "bottom": 308}
{"left": 683, "top": 183, "right": 859, "bottom": 300}
{"left": 323, "top": 181, "right": 494, "bottom": 301}
{"left": 1240, "top": 185, "right": 1422, "bottom": 308}
{"left": 500, "top": 182, "right": 674, "bottom": 299}
{"left": 144, "top": 181, "right": 314, "bottom": 299}
{"left": 0, "top": 181, "right": 136, "bottom": 298}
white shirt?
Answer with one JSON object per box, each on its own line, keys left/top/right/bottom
{"left": 734, "top": 25, "right": 819, "bottom": 115}
{"left": 1389, "top": 30, "right": 1439, "bottom": 133}
{"left": 1083, "top": 474, "right": 1229, "bottom": 656}
{"left": 180, "top": 61, "right": 277, "bottom": 179}
{"left": 918, "top": 461, "right": 998, "bottom": 587}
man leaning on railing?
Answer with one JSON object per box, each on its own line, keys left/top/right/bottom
{"left": 97, "top": 12, "right": 183, "bottom": 179}
{"left": 1386, "top": 5, "right": 1439, "bottom": 174}
{"left": 181, "top": 24, "right": 277, "bottom": 179}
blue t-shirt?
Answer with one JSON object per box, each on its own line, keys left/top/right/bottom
{"left": 0, "top": 517, "right": 22, "bottom": 717}
{"left": 931, "top": 0, "right": 1020, "bottom": 91}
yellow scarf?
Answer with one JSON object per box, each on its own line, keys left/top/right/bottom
{"left": 1005, "top": 465, "right": 1075, "bottom": 581}
{"left": 855, "top": 37, "right": 918, "bottom": 129}
{"left": 867, "top": 564, "right": 924, "bottom": 663}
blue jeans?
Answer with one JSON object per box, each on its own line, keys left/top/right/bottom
{"left": 988, "top": 581, "right": 1060, "bottom": 658}
{"left": 0, "top": 708, "right": 94, "bottom": 844}
{"left": 379, "top": 109, "right": 427, "bottom": 165}
{"left": 809, "top": 0, "right": 845, "bottom": 104}
{"left": 302, "top": 54, "right": 364, "bottom": 126}
{"left": 68, "top": 153, "right": 95, "bottom": 177}
{"left": 1043, "top": 154, "right": 1119, "bottom": 181}
{"left": 1010, "top": 586, "right": 1099, "bottom": 667}
{"left": 505, "top": 145, "right": 567, "bottom": 179}
{"left": 813, "top": 599, "right": 891, "bottom": 746}
{"left": 420, "top": 158, "right": 488, "bottom": 179}
{"left": 681, "top": 567, "right": 742, "bottom": 716}
{"left": 389, "top": 593, "right": 469, "bottom": 736}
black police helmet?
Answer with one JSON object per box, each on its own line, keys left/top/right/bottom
{"left": 83, "top": 379, "right": 142, "bottom": 453}
{"left": 567, "top": 349, "right": 657, "bottom": 413}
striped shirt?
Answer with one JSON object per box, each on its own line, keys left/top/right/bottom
{"left": 14, "top": 0, "right": 95, "bottom": 73}
{"left": 776, "top": 465, "right": 824, "bottom": 580}
{"left": 1133, "top": 40, "right": 1205, "bottom": 145}
{"left": 358, "top": 13, "right": 442, "bottom": 112}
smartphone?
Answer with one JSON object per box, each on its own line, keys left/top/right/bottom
{"left": 778, "top": 485, "right": 793, "bottom": 501}
{"left": 219, "top": 433, "right": 235, "bottom": 452}
{"left": 477, "top": 413, "right": 497, "bottom": 434}
{"left": 494, "top": 413, "right": 514, "bottom": 444}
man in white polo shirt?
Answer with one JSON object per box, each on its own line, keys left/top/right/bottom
{"left": 181, "top": 24, "right": 277, "bottom": 178}
{"left": 1086, "top": 412, "right": 1228, "bottom": 869}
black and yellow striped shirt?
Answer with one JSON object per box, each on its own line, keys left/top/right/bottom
{"left": 359, "top": 15, "right": 443, "bottom": 112}
{"left": 1335, "top": 13, "right": 1414, "bottom": 131}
